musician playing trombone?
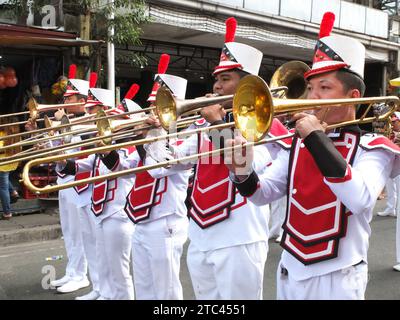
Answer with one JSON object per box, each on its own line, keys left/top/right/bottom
{"left": 58, "top": 85, "right": 136, "bottom": 300}
{"left": 144, "top": 18, "right": 287, "bottom": 300}
{"left": 226, "top": 12, "right": 400, "bottom": 300}
{"left": 97, "top": 55, "right": 192, "bottom": 300}
{"left": 44, "top": 66, "right": 91, "bottom": 295}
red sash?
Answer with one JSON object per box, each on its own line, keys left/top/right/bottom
{"left": 74, "top": 171, "right": 91, "bottom": 194}
{"left": 281, "top": 131, "right": 359, "bottom": 265}
{"left": 124, "top": 160, "right": 161, "bottom": 223}
{"left": 91, "top": 157, "right": 109, "bottom": 216}
{"left": 189, "top": 134, "right": 238, "bottom": 228}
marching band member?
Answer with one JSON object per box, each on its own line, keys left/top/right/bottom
{"left": 227, "top": 12, "right": 400, "bottom": 300}
{"left": 375, "top": 110, "right": 400, "bottom": 271}
{"left": 146, "top": 18, "right": 283, "bottom": 300}
{"left": 391, "top": 112, "right": 400, "bottom": 272}
{"left": 104, "top": 55, "right": 191, "bottom": 300}
{"left": 47, "top": 65, "right": 90, "bottom": 294}
{"left": 72, "top": 72, "right": 101, "bottom": 300}
{"left": 59, "top": 85, "right": 136, "bottom": 300}
{"left": 377, "top": 112, "right": 400, "bottom": 218}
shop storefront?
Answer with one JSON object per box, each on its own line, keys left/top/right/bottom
{"left": 0, "top": 23, "right": 100, "bottom": 199}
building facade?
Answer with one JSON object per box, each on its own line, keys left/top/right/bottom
{"left": 120, "top": 0, "right": 400, "bottom": 105}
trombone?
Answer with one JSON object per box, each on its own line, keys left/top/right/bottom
{"left": 0, "top": 112, "right": 201, "bottom": 166}
{"left": 22, "top": 74, "right": 400, "bottom": 194}
{"left": 155, "top": 60, "right": 309, "bottom": 130}
{"left": 26, "top": 97, "right": 85, "bottom": 120}
{"left": 0, "top": 106, "right": 156, "bottom": 143}
{"left": 155, "top": 85, "right": 288, "bottom": 130}
{"left": 0, "top": 97, "right": 81, "bottom": 120}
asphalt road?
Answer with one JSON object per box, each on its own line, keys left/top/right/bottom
{"left": 0, "top": 198, "right": 399, "bottom": 300}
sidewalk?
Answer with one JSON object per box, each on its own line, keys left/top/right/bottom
{"left": 0, "top": 198, "right": 61, "bottom": 247}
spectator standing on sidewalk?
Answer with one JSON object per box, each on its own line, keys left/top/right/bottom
{"left": 0, "top": 117, "right": 20, "bottom": 220}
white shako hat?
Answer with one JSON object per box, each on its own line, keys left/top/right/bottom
{"left": 109, "top": 83, "right": 145, "bottom": 120}
{"left": 393, "top": 111, "right": 400, "bottom": 121}
{"left": 85, "top": 73, "right": 115, "bottom": 109}
{"left": 147, "top": 54, "right": 187, "bottom": 102}
{"left": 64, "top": 64, "right": 89, "bottom": 97}
{"left": 213, "top": 17, "right": 263, "bottom": 76}
{"left": 304, "top": 12, "right": 365, "bottom": 80}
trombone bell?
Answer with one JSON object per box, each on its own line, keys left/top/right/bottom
{"left": 155, "top": 87, "right": 177, "bottom": 130}
{"left": 233, "top": 75, "right": 273, "bottom": 142}
{"left": 155, "top": 86, "right": 234, "bottom": 130}
{"left": 270, "top": 61, "right": 310, "bottom": 99}
{"left": 96, "top": 109, "right": 113, "bottom": 145}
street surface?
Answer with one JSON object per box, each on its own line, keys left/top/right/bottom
{"left": 0, "top": 199, "right": 399, "bottom": 300}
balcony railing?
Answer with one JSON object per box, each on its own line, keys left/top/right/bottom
{"left": 207, "top": 0, "right": 389, "bottom": 39}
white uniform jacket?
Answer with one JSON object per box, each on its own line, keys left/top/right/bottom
{"left": 55, "top": 135, "right": 92, "bottom": 208}
{"left": 108, "top": 147, "right": 191, "bottom": 224}
{"left": 70, "top": 148, "right": 134, "bottom": 223}
{"left": 168, "top": 124, "right": 273, "bottom": 252}
{"left": 234, "top": 130, "right": 400, "bottom": 281}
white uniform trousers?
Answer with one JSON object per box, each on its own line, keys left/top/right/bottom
{"left": 58, "top": 188, "right": 87, "bottom": 281}
{"left": 380, "top": 176, "right": 400, "bottom": 264}
{"left": 95, "top": 210, "right": 135, "bottom": 300}
{"left": 269, "top": 196, "right": 287, "bottom": 239}
{"left": 384, "top": 178, "right": 398, "bottom": 214}
{"left": 187, "top": 240, "right": 268, "bottom": 300}
{"left": 132, "top": 215, "right": 188, "bottom": 300}
{"left": 78, "top": 204, "right": 99, "bottom": 293}
{"left": 277, "top": 260, "right": 368, "bottom": 300}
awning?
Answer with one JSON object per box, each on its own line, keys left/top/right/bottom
{"left": 0, "top": 35, "right": 103, "bottom": 47}
{"left": 0, "top": 23, "right": 103, "bottom": 47}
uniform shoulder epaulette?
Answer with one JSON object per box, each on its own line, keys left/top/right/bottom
{"left": 359, "top": 133, "right": 400, "bottom": 155}
{"left": 267, "top": 118, "right": 293, "bottom": 150}
{"left": 120, "top": 146, "right": 137, "bottom": 157}
{"left": 193, "top": 118, "right": 208, "bottom": 128}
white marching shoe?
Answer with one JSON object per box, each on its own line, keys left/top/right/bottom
{"left": 50, "top": 275, "right": 70, "bottom": 288}
{"left": 393, "top": 264, "right": 400, "bottom": 272}
{"left": 57, "top": 278, "right": 90, "bottom": 293}
{"left": 377, "top": 211, "right": 396, "bottom": 217}
{"left": 75, "top": 290, "right": 100, "bottom": 300}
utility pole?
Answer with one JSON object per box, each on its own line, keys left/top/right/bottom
{"left": 107, "top": 0, "right": 115, "bottom": 101}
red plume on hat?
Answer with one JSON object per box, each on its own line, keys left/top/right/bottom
{"left": 158, "top": 54, "right": 170, "bottom": 74}
{"left": 68, "top": 64, "right": 77, "bottom": 79}
{"left": 304, "top": 11, "right": 352, "bottom": 80}
{"left": 225, "top": 17, "right": 237, "bottom": 43}
{"left": 125, "top": 84, "right": 140, "bottom": 100}
{"left": 318, "top": 12, "right": 335, "bottom": 39}
{"left": 89, "top": 72, "right": 98, "bottom": 88}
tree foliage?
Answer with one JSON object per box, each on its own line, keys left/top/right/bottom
{"left": 6, "top": 0, "right": 150, "bottom": 66}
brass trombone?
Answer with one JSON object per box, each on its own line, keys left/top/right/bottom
{"left": 26, "top": 97, "right": 85, "bottom": 120}
{"left": 155, "top": 60, "right": 309, "bottom": 130}
{"left": 0, "top": 106, "right": 156, "bottom": 143}
{"left": 156, "top": 86, "right": 288, "bottom": 130}
{"left": 22, "top": 74, "right": 400, "bottom": 194}
{"left": 0, "top": 97, "right": 80, "bottom": 119}
{"left": 0, "top": 112, "right": 201, "bottom": 166}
